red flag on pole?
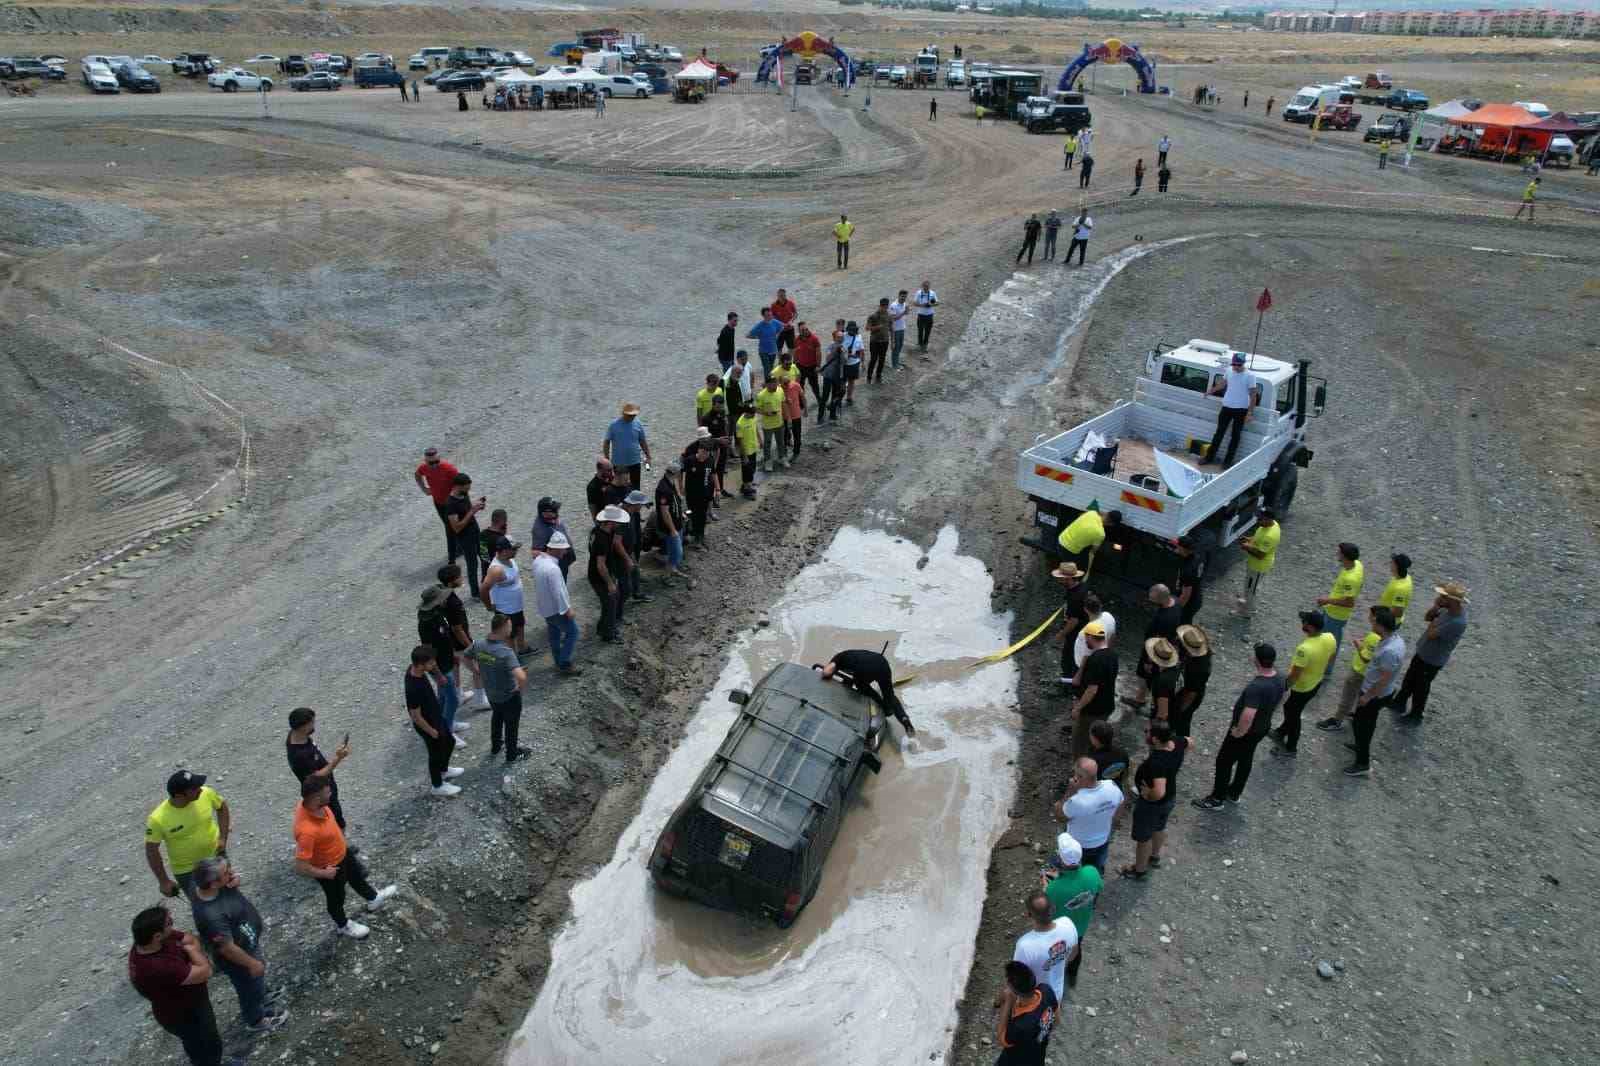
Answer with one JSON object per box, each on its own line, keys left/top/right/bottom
{"left": 1256, "top": 287, "right": 1273, "bottom": 313}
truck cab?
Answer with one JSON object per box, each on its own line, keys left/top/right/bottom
{"left": 1282, "top": 85, "right": 1340, "bottom": 122}
{"left": 1024, "top": 91, "right": 1090, "bottom": 133}
{"left": 1019, "top": 339, "right": 1323, "bottom": 579}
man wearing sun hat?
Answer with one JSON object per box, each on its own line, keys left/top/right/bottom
{"left": 1393, "top": 581, "right": 1469, "bottom": 725}
{"left": 1052, "top": 561, "right": 1091, "bottom": 686}
{"left": 1143, "top": 637, "right": 1183, "bottom": 725}
{"left": 602, "top": 402, "right": 652, "bottom": 490}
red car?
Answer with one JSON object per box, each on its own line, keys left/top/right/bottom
{"left": 1315, "top": 104, "right": 1362, "bottom": 132}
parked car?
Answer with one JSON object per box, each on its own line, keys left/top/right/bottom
{"left": 1312, "top": 103, "right": 1362, "bottom": 131}
{"left": 597, "top": 73, "right": 650, "bottom": 98}
{"left": 114, "top": 62, "right": 161, "bottom": 92}
{"left": 889, "top": 65, "right": 908, "bottom": 84}
{"left": 1513, "top": 100, "right": 1551, "bottom": 119}
{"left": 327, "top": 55, "right": 350, "bottom": 73}
{"left": 289, "top": 72, "right": 341, "bottom": 91}
{"left": 247, "top": 54, "right": 279, "bottom": 63}
{"left": 1337, "top": 75, "right": 1362, "bottom": 91}
{"left": 1, "top": 57, "right": 67, "bottom": 81}
{"left": 41, "top": 54, "right": 70, "bottom": 66}
{"left": 355, "top": 65, "right": 406, "bottom": 88}
{"left": 279, "top": 54, "right": 309, "bottom": 75}
{"left": 1545, "top": 134, "right": 1576, "bottom": 167}
{"left": 946, "top": 59, "right": 966, "bottom": 87}
{"left": 505, "top": 50, "right": 538, "bottom": 67}
{"left": 617, "top": 45, "right": 638, "bottom": 63}
{"left": 434, "top": 70, "right": 485, "bottom": 92}
{"left": 661, "top": 46, "right": 683, "bottom": 62}
{"left": 170, "top": 52, "right": 216, "bottom": 77}
{"left": 1364, "top": 112, "right": 1413, "bottom": 143}
{"left": 408, "top": 53, "right": 428, "bottom": 70}
{"left": 1387, "top": 89, "right": 1429, "bottom": 112}
{"left": 82, "top": 62, "right": 120, "bottom": 93}
{"left": 647, "top": 664, "right": 886, "bottom": 927}
{"left": 422, "top": 67, "right": 454, "bottom": 85}
{"left": 208, "top": 67, "right": 271, "bottom": 92}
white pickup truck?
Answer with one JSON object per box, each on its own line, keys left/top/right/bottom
{"left": 208, "top": 67, "right": 273, "bottom": 92}
{"left": 1018, "top": 338, "right": 1324, "bottom": 577}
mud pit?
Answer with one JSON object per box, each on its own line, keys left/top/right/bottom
{"left": 517, "top": 527, "right": 1018, "bottom": 1066}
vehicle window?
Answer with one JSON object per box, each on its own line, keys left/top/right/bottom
{"left": 1159, "top": 362, "right": 1212, "bottom": 394}
{"left": 1275, "top": 378, "right": 1296, "bottom": 415}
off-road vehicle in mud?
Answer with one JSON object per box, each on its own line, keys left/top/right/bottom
{"left": 648, "top": 663, "right": 885, "bottom": 927}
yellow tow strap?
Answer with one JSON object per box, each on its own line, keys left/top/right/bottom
{"left": 894, "top": 607, "right": 1063, "bottom": 687}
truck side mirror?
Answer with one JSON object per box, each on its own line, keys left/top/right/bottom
{"left": 1313, "top": 384, "right": 1327, "bottom": 415}
{"left": 728, "top": 689, "right": 750, "bottom": 705}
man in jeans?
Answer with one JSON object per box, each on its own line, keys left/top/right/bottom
{"left": 888, "top": 290, "right": 909, "bottom": 371}
{"left": 292, "top": 779, "right": 398, "bottom": 939}
{"left": 189, "top": 858, "right": 287, "bottom": 1033}
{"left": 746, "top": 306, "right": 784, "bottom": 379}
{"left": 865, "top": 298, "right": 892, "bottom": 383}
{"left": 467, "top": 612, "right": 531, "bottom": 763}
{"left": 1393, "top": 581, "right": 1469, "bottom": 725}
{"left": 1058, "top": 757, "right": 1121, "bottom": 873}
{"left": 533, "top": 534, "right": 583, "bottom": 675}
{"left": 1346, "top": 607, "right": 1404, "bottom": 777}
{"left": 1194, "top": 643, "right": 1284, "bottom": 810}
{"left": 913, "top": 280, "right": 938, "bottom": 349}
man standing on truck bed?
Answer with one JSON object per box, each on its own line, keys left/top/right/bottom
{"left": 818, "top": 649, "right": 916, "bottom": 738}
{"left": 1203, "top": 351, "right": 1261, "bottom": 468}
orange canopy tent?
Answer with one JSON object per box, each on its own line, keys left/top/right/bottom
{"left": 1445, "top": 102, "right": 1546, "bottom": 159}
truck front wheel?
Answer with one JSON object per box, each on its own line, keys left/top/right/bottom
{"left": 1271, "top": 466, "right": 1299, "bottom": 516}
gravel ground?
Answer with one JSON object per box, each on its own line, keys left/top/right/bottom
{"left": 1, "top": 54, "right": 1598, "bottom": 1066}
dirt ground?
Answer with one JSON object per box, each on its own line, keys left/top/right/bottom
{"left": 2, "top": 7, "right": 1599, "bottom": 1066}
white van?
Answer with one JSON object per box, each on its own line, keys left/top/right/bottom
{"left": 1282, "top": 84, "right": 1342, "bottom": 122}
{"left": 1512, "top": 100, "right": 1551, "bottom": 118}
{"left": 419, "top": 47, "right": 451, "bottom": 63}
{"left": 580, "top": 50, "right": 623, "bottom": 74}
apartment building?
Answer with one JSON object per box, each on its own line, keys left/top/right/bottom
{"left": 1265, "top": 8, "right": 1600, "bottom": 38}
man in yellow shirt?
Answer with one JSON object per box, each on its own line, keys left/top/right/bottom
{"left": 1379, "top": 552, "right": 1413, "bottom": 625}
{"left": 1315, "top": 605, "right": 1383, "bottom": 733}
{"left": 754, "top": 378, "right": 786, "bottom": 473}
{"left": 1056, "top": 503, "right": 1122, "bottom": 571}
{"left": 145, "top": 770, "right": 231, "bottom": 901}
{"left": 735, "top": 407, "right": 760, "bottom": 498}
{"left": 695, "top": 374, "right": 724, "bottom": 422}
{"left": 1270, "top": 611, "right": 1337, "bottom": 757}
{"left": 833, "top": 213, "right": 854, "bottom": 270}
{"left": 1316, "top": 542, "right": 1365, "bottom": 680}
{"left": 1063, "top": 132, "right": 1079, "bottom": 170}
{"left": 1513, "top": 176, "right": 1539, "bottom": 221}
{"left": 1234, "top": 508, "right": 1280, "bottom": 617}
{"left": 772, "top": 350, "right": 801, "bottom": 388}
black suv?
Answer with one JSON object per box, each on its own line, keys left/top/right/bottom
{"left": 279, "top": 54, "right": 309, "bottom": 75}
{"left": 114, "top": 63, "right": 161, "bottom": 93}
{"left": 649, "top": 664, "right": 885, "bottom": 927}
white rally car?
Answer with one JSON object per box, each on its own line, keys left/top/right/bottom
{"left": 208, "top": 67, "right": 273, "bottom": 92}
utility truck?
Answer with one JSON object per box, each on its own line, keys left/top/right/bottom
{"left": 1018, "top": 339, "right": 1324, "bottom": 581}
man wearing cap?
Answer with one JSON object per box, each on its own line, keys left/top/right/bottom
{"left": 146, "top": 771, "right": 231, "bottom": 902}
{"left": 1346, "top": 607, "right": 1403, "bottom": 776}
{"left": 1203, "top": 353, "right": 1260, "bottom": 469}
{"left": 620, "top": 489, "right": 654, "bottom": 607}
{"left": 602, "top": 403, "right": 652, "bottom": 490}
{"left": 530, "top": 498, "right": 576, "bottom": 580}
{"left": 531, "top": 535, "right": 582, "bottom": 675}
{"left": 682, "top": 440, "right": 716, "bottom": 550}
{"left": 1316, "top": 542, "right": 1365, "bottom": 680}
{"left": 654, "top": 462, "right": 687, "bottom": 578}
{"left": 818, "top": 649, "right": 916, "bottom": 738}
{"left": 481, "top": 537, "right": 531, "bottom": 656}
{"left": 1043, "top": 830, "right": 1102, "bottom": 988}
{"left": 716, "top": 311, "right": 739, "bottom": 372}
{"left": 414, "top": 447, "right": 461, "bottom": 562}
{"left": 588, "top": 505, "right": 631, "bottom": 643}
{"left": 1057, "top": 757, "right": 1121, "bottom": 874}
{"left": 1068, "top": 621, "right": 1117, "bottom": 756}
{"left": 699, "top": 398, "right": 734, "bottom": 505}
{"left": 1393, "top": 582, "right": 1469, "bottom": 725}
{"left": 1234, "top": 509, "right": 1280, "bottom": 617}
{"left": 467, "top": 612, "right": 531, "bottom": 762}
{"left": 1270, "top": 611, "right": 1336, "bottom": 758}
{"left": 1193, "top": 642, "right": 1283, "bottom": 810}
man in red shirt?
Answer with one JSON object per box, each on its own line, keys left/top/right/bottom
{"left": 770, "top": 287, "right": 798, "bottom": 354}
{"left": 127, "top": 904, "right": 236, "bottom": 1066}
{"left": 792, "top": 321, "right": 823, "bottom": 404}
{"left": 413, "top": 446, "right": 460, "bottom": 562}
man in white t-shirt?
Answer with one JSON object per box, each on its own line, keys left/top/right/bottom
{"left": 1204, "top": 351, "right": 1261, "bottom": 468}
{"left": 1066, "top": 210, "right": 1093, "bottom": 267}
{"left": 913, "top": 281, "right": 938, "bottom": 350}
{"left": 1059, "top": 757, "right": 1122, "bottom": 873}
{"left": 1072, "top": 592, "right": 1117, "bottom": 669}
{"left": 1012, "top": 890, "right": 1078, "bottom": 1004}
{"left": 888, "top": 290, "right": 909, "bottom": 372}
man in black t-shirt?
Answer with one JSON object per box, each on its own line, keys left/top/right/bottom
{"left": 1194, "top": 643, "right": 1284, "bottom": 810}
{"left": 1145, "top": 638, "right": 1182, "bottom": 724}
{"left": 682, "top": 441, "right": 716, "bottom": 548}
{"left": 445, "top": 474, "right": 486, "bottom": 595}
{"left": 1174, "top": 536, "right": 1205, "bottom": 625}
{"left": 994, "top": 960, "right": 1058, "bottom": 1066}
{"left": 819, "top": 649, "right": 916, "bottom": 738}
{"left": 1052, "top": 563, "right": 1091, "bottom": 685}
{"left": 405, "top": 646, "right": 461, "bottom": 796}
{"left": 1068, "top": 622, "right": 1117, "bottom": 755}
{"left": 286, "top": 707, "right": 350, "bottom": 829}
{"left": 1124, "top": 720, "right": 1188, "bottom": 877}
{"left": 1126, "top": 583, "right": 1182, "bottom": 709}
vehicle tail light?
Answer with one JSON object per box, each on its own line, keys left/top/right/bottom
{"left": 781, "top": 890, "right": 802, "bottom": 924}
{"left": 649, "top": 831, "right": 676, "bottom": 870}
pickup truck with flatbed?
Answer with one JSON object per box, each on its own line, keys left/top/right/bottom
{"left": 1019, "top": 339, "right": 1324, "bottom": 580}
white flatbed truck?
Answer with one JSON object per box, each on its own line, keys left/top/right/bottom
{"left": 1018, "top": 338, "right": 1325, "bottom": 580}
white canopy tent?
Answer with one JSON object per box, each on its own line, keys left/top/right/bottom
{"left": 674, "top": 59, "right": 718, "bottom": 82}
{"left": 494, "top": 68, "right": 537, "bottom": 87}
{"left": 1417, "top": 98, "right": 1480, "bottom": 150}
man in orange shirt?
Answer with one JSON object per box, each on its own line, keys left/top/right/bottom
{"left": 413, "top": 446, "right": 460, "bottom": 562}
{"left": 770, "top": 287, "right": 798, "bottom": 354}
{"left": 292, "top": 779, "right": 397, "bottom": 939}
{"left": 781, "top": 375, "right": 806, "bottom": 463}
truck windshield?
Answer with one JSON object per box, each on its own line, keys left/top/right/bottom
{"left": 1292, "top": 93, "right": 1316, "bottom": 107}
{"left": 1275, "top": 378, "right": 1296, "bottom": 415}
{"left": 1159, "top": 362, "right": 1212, "bottom": 393}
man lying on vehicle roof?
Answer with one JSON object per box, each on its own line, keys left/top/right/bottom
{"left": 816, "top": 649, "right": 916, "bottom": 738}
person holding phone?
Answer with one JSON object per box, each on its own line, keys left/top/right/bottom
{"left": 445, "top": 473, "right": 487, "bottom": 594}
{"left": 285, "top": 708, "right": 352, "bottom": 830}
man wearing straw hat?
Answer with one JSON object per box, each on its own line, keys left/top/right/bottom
{"left": 1171, "top": 624, "right": 1211, "bottom": 739}
{"left": 1052, "top": 562, "right": 1091, "bottom": 686}
{"left": 1392, "top": 581, "right": 1469, "bottom": 726}
{"left": 602, "top": 402, "right": 653, "bottom": 490}
{"left": 1123, "top": 584, "right": 1181, "bottom": 712}
{"left": 1143, "top": 637, "right": 1183, "bottom": 725}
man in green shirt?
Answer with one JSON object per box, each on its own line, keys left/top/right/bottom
{"left": 1234, "top": 508, "right": 1279, "bottom": 617}
{"left": 1316, "top": 541, "right": 1365, "bottom": 680}
{"left": 1043, "top": 832, "right": 1101, "bottom": 989}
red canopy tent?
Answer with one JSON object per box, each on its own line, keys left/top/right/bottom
{"left": 1525, "top": 112, "right": 1591, "bottom": 135}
